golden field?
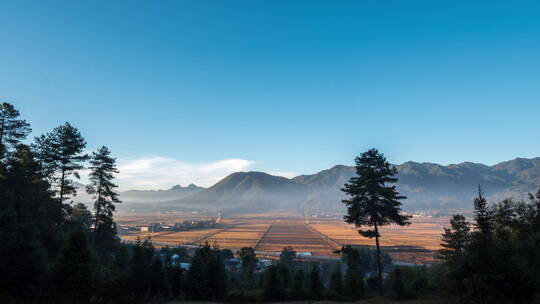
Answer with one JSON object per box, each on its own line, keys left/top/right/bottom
{"left": 117, "top": 213, "right": 448, "bottom": 263}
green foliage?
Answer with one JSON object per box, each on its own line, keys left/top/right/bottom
{"left": 238, "top": 246, "right": 257, "bottom": 283}
{"left": 263, "top": 265, "right": 283, "bottom": 301}
{"left": 33, "top": 122, "right": 89, "bottom": 203}
{"left": 342, "top": 149, "right": 411, "bottom": 236}
{"left": 280, "top": 246, "right": 296, "bottom": 268}
{"left": 52, "top": 230, "right": 98, "bottom": 303}
{"left": 342, "top": 148, "right": 410, "bottom": 294}
{"left": 0, "top": 102, "right": 31, "bottom": 160}
{"left": 438, "top": 186, "right": 540, "bottom": 303}
{"left": 3, "top": 223, "right": 47, "bottom": 301}
{"left": 293, "top": 268, "right": 305, "bottom": 292}
{"left": 329, "top": 265, "right": 343, "bottom": 296}
{"left": 438, "top": 214, "right": 470, "bottom": 263}
{"left": 185, "top": 242, "right": 227, "bottom": 301}
{"left": 130, "top": 236, "right": 155, "bottom": 301}
{"left": 86, "top": 146, "right": 121, "bottom": 257}
{"left": 308, "top": 265, "right": 324, "bottom": 300}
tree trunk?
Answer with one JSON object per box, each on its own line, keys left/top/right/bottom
{"left": 0, "top": 116, "right": 5, "bottom": 158}
{"left": 374, "top": 221, "right": 383, "bottom": 295}
{"left": 94, "top": 182, "right": 102, "bottom": 242}
{"left": 59, "top": 167, "right": 65, "bottom": 203}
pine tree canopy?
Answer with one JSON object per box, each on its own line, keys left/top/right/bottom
{"left": 32, "top": 122, "right": 88, "bottom": 203}
{"left": 0, "top": 102, "right": 31, "bottom": 159}
{"left": 342, "top": 148, "right": 411, "bottom": 238}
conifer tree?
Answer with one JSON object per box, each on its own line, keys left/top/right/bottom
{"left": 293, "top": 269, "right": 305, "bottom": 292}
{"left": 278, "top": 263, "right": 291, "bottom": 290}
{"left": 0, "top": 102, "right": 31, "bottom": 160}
{"left": 392, "top": 267, "right": 404, "bottom": 300}
{"left": 168, "top": 264, "right": 184, "bottom": 299}
{"left": 342, "top": 148, "right": 410, "bottom": 294}
{"left": 53, "top": 230, "right": 98, "bottom": 303}
{"left": 86, "top": 146, "right": 121, "bottom": 256}
{"left": 1, "top": 145, "right": 64, "bottom": 257}
{"left": 263, "top": 265, "right": 283, "bottom": 301}
{"left": 309, "top": 265, "right": 323, "bottom": 300}
{"left": 70, "top": 203, "right": 93, "bottom": 231}
{"left": 438, "top": 214, "right": 470, "bottom": 263}
{"left": 238, "top": 246, "right": 257, "bottom": 283}
{"left": 130, "top": 237, "right": 154, "bottom": 301}
{"left": 149, "top": 257, "right": 168, "bottom": 299}
{"left": 279, "top": 246, "right": 296, "bottom": 268}
{"left": 185, "top": 242, "right": 226, "bottom": 301}
{"left": 3, "top": 223, "right": 47, "bottom": 301}
{"left": 338, "top": 246, "right": 364, "bottom": 300}
{"left": 185, "top": 244, "right": 211, "bottom": 300}
{"left": 329, "top": 265, "right": 343, "bottom": 297}
{"left": 474, "top": 186, "right": 492, "bottom": 236}
{"left": 33, "top": 122, "right": 88, "bottom": 204}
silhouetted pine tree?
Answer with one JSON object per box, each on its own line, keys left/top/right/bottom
{"left": 86, "top": 146, "right": 121, "bottom": 257}
{"left": 52, "top": 230, "right": 97, "bottom": 303}
{"left": 149, "top": 257, "right": 169, "bottom": 299}
{"left": 0, "top": 145, "right": 64, "bottom": 259}
{"left": 0, "top": 102, "right": 31, "bottom": 160}
{"left": 308, "top": 265, "right": 323, "bottom": 300}
{"left": 438, "top": 214, "right": 470, "bottom": 263}
{"left": 293, "top": 269, "right": 305, "bottom": 293}
{"left": 474, "top": 186, "right": 493, "bottom": 236}
{"left": 338, "top": 246, "right": 364, "bottom": 300}
{"left": 238, "top": 246, "right": 257, "bottom": 284}
{"left": 3, "top": 223, "right": 47, "bottom": 301}
{"left": 130, "top": 237, "right": 154, "bottom": 301}
{"left": 168, "top": 265, "right": 184, "bottom": 299}
{"left": 342, "top": 148, "right": 410, "bottom": 294}
{"left": 70, "top": 203, "right": 93, "bottom": 231}
{"left": 329, "top": 264, "right": 343, "bottom": 297}
{"left": 279, "top": 246, "right": 296, "bottom": 269}
{"left": 185, "top": 242, "right": 226, "bottom": 301}
{"left": 278, "top": 263, "right": 291, "bottom": 290}
{"left": 33, "top": 122, "right": 88, "bottom": 205}
{"left": 392, "top": 267, "right": 404, "bottom": 300}
{"left": 263, "top": 265, "right": 283, "bottom": 302}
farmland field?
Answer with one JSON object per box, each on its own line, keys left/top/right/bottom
{"left": 254, "top": 221, "right": 338, "bottom": 256}
{"left": 117, "top": 213, "right": 447, "bottom": 263}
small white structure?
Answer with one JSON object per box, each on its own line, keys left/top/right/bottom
{"left": 179, "top": 262, "right": 191, "bottom": 270}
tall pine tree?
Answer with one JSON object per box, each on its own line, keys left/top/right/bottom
{"left": 341, "top": 148, "right": 410, "bottom": 294}
{"left": 33, "top": 122, "right": 88, "bottom": 204}
{"left": 438, "top": 214, "right": 470, "bottom": 263}
{"left": 86, "top": 146, "right": 121, "bottom": 256}
{"left": 0, "top": 102, "right": 31, "bottom": 160}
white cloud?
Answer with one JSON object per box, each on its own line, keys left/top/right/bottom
{"left": 113, "top": 157, "right": 256, "bottom": 190}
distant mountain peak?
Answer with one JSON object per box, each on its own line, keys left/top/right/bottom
{"left": 170, "top": 184, "right": 183, "bottom": 190}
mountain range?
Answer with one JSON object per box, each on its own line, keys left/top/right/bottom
{"left": 120, "top": 184, "right": 205, "bottom": 202}
{"left": 118, "top": 157, "right": 540, "bottom": 213}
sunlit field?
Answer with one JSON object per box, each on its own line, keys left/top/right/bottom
{"left": 117, "top": 213, "right": 447, "bottom": 263}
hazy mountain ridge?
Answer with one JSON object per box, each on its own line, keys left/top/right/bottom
{"left": 152, "top": 157, "right": 540, "bottom": 213}
{"left": 120, "top": 184, "right": 205, "bottom": 202}
{"left": 156, "top": 172, "right": 310, "bottom": 212}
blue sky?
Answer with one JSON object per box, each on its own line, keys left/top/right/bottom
{"left": 1, "top": 1, "right": 540, "bottom": 188}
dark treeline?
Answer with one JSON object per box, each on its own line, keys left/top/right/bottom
{"left": 435, "top": 186, "right": 540, "bottom": 303}
{"left": 2, "top": 102, "right": 540, "bottom": 303}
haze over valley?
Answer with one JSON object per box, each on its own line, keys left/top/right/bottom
{"left": 76, "top": 157, "right": 540, "bottom": 214}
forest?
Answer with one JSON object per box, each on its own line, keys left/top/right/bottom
{"left": 1, "top": 101, "right": 540, "bottom": 304}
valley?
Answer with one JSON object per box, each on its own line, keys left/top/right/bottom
{"left": 117, "top": 212, "right": 445, "bottom": 264}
